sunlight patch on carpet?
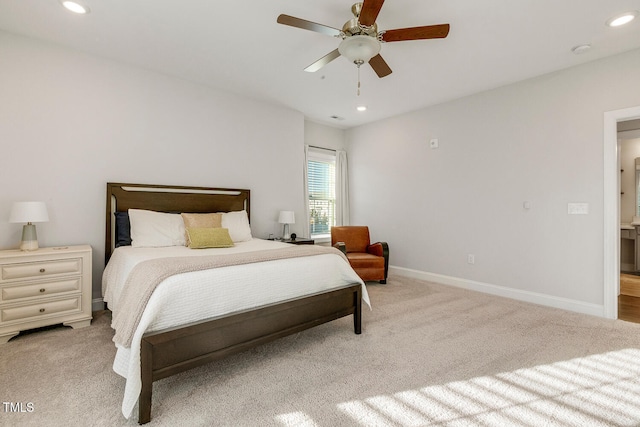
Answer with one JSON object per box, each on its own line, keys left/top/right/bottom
{"left": 275, "top": 348, "right": 640, "bottom": 426}
{"left": 275, "top": 411, "right": 319, "bottom": 427}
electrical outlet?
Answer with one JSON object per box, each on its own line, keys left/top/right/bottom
{"left": 467, "top": 254, "right": 475, "bottom": 264}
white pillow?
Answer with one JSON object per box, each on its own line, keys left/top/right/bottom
{"left": 220, "top": 210, "right": 252, "bottom": 242}
{"left": 129, "top": 209, "right": 186, "bottom": 247}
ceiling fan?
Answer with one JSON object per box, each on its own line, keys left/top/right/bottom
{"left": 277, "top": 0, "right": 450, "bottom": 79}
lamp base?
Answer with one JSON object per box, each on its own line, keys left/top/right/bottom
{"left": 283, "top": 224, "right": 290, "bottom": 240}
{"left": 20, "top": 223, "right": 39, "bottom": 251}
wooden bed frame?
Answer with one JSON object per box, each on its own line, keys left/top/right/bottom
{"left": 104, "top": 183, "right": 362, "bottom": 424}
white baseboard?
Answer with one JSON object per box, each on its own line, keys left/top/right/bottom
{"left": 92, "top": 298, "right": 105, "bottom": 312}
{"left": 389, "top": 265, "right": 605, "bottom": 318}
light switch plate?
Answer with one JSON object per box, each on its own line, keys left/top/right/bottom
{"left": 429, "top": 138, "right": 439, "bottom": 149}
{"left": 568, "top": 202, "right": 589, "bottom": 214}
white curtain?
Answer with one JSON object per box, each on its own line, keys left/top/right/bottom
{"left": 335, "top": 150, "right": 350, "bottom": 226}
{"left": 302, "top": 145, "right": 311, "bottom": 238}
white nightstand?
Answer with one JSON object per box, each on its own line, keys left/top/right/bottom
{"left": 0, "top": 245, "right": 92, "bottom": 344}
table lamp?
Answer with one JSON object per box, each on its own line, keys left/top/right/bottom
{"left": 9, "top": 201, "right": 49, "bottom": 251}
{"left": 278, "top": 211, "right": 295, "bottom": 240}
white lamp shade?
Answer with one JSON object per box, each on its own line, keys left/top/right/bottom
{"left": 9, "top": 202, "right": 49, "bottom": 223}
{"left": 278, "top": 211, "right": 295, "bottom": 224}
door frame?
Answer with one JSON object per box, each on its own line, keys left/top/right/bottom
{"left": 604, "top": 105, "right": 640, "bottom": 319}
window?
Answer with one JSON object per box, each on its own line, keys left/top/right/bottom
{"left": 307, "top": 148, "right": 336, "bottom": 238}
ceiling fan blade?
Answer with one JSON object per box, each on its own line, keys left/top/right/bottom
{"left": 381, "top": 24, "right": 450, "bottom": 42}
{"left": 359, "top": 0, "right": 385, "bottom": 27}
{"left": 304, "top": 49, "right": 341, "bottom": 72}
{"left": 369, "top": 54, "right": 392, "bottom": 78}
{"left": 277, "top": 14, "right": 342, "bottom": 37}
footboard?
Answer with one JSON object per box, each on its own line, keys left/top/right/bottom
{"left": 139, "top": 283, "right": 362, "bottom": 424}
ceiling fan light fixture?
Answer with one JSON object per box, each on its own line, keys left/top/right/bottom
{"left": 606, "top": 10, "right": 638, "bottom": 27}
{"left": 338, "top": 35, "right": 381, "bottom": 65}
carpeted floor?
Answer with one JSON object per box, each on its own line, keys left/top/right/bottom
{"left": 3, "top": 275, "right": 640, "bottom": 426}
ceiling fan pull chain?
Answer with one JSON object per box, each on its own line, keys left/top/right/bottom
{"left": 354, "top": 59, "right": 365, "bottom": 96}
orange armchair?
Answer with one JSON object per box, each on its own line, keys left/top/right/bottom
{"left": 331, "top": 226, "right": 389, "bottom": 284}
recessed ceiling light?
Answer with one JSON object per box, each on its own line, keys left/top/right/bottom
{"left": 606, "top": 10, "right": 637, "bottom": 27}
{"left": 571, "top": 44, "right": 591, "bottom": 55}
{"left": 356, "top": 106, "right": 367, "bottom": 112}
{"left": 60, "top": 0, "right": 90, "bottom": 14}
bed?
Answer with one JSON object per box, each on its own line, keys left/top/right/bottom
{"left": 102, "top": 183, "right": 368, "bottom": 424}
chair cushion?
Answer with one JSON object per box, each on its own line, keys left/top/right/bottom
{"left": 346, "top": 252, "right": 385, "bottom": 269}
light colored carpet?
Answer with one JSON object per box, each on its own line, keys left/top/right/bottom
{"left": 3, "top": 275, "right": 640, "bottom": 426}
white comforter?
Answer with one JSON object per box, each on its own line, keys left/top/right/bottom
{"left": 102, "top": 238, "right": 368, "bottom": 419}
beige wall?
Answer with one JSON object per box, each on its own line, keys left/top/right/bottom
{"left": 304, "top": 120, "right": 346, "bottom": 151}
{"left": 347, "top": 48, "right": 640, "bottom": 315}
{"left": 0, "top": 32, "right": 306, "bottom": 302}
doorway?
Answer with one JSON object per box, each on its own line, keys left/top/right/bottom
{"left": 604, "top": 106, "right": 640, "bottom": 320}
{"left": 617, "top": 119, "right": 640, "bottom": 322}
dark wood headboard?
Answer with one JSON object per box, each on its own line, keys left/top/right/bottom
{"left": 105, "top": 182, "right": 250, "bottom": 263}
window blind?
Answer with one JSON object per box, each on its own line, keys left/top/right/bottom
{"left": 307, "top": 148, "right": 336, "bottom": 237}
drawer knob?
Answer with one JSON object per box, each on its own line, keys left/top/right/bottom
{"left": 39, "top": 268, "right": 46, "bottom": 273}
{"left": 39, "top": 308, "right": 45, "bottom": 313}
{"left": 39, "top": 288, "right": 46, "bottom": 293}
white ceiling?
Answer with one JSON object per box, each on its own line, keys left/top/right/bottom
{"left": 1, "top": 0, "right": 640, "bottom": 129}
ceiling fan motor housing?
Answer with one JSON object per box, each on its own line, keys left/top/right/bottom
{"left": 342, "top": 17, "right": 378, "bottom": 37}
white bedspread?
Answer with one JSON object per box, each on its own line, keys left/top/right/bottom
{"left": 102, "top": 238, "right": 369, "bottom": 419}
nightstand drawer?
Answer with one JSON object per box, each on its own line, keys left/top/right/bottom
{"left": 1, "top": 278, "right": 81, "bottom": 303}
{"left": 1, "top": 297, "right": 81, "bottom": 323}
{"left": 1, "top": 258, "right": 82, "bottom": 281}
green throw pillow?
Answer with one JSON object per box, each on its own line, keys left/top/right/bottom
{"left": 186, "top": 227, "right": 234, "bottom": 249}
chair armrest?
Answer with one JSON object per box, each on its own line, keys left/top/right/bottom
{"left": 368, "top": 242, "right": 389, "bottom": 281}
{"left": 367, "top": 242, "right": 387, "bottom": 258}
{"left": 334, "top": 241, "right": 347, "bottom": 255}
